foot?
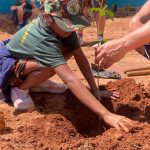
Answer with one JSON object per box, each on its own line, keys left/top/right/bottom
{"left": 99, "top": 89, "right": 119, "bottom": 100}
{"left": 30, "top": 80, "right": 68, "bottom": 94}
{"left": 11, "top": 87, "right": 34, "bottom": 110}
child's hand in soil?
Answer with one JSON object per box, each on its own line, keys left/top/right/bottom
{"left": 98, "top": 89, "right": 120, "bottom": 100}
{"left": 94, "top": 89, "right": 120, "bottom": 100}
{"left": 101, "top": 112, "right": 134, "bottom": 132}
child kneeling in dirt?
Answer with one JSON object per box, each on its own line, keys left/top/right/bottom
{"left": 5, "top": 0, "right": 133, "bottom": 132}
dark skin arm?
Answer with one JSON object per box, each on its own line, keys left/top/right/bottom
{"left": 73, "top": 48, "right": 100, "bottom": 99}
{"left": 53, "top": 56, "right": 133, "bottom": 132}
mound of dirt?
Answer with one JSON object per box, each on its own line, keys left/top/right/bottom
{"left": 0, "top": 78, "right": 150, "bottom": 150}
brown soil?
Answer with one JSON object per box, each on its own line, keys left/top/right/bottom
{"left": 0, "top": 15, "right": 150, "bottom": 150}
{"left": 0, "top": 78, "right": 150, "bottom": 150}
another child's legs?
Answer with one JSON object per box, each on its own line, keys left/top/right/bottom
{"left": 92, "top": 12, "right": 106, "bottom": 48}
{"left": 77, "top": 7, "right": 88, "bottom": 45}
{"left": 17, "top": 6, "right": 24, "bottom": 28}
{"left": 94, "top": 12, "right": 106, "bottom": 41}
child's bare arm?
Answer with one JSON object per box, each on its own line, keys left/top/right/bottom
{"left": 73, "top": 48, "right": 99, "bottom": 99}
{"left": 54, "top": 64, "right": 107, "bottom": 115}
{"left": 53, "top": 64, "right": 134, "bottom": 132}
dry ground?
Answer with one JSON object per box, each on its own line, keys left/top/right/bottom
{"left": 0, "top": 14, "right": 150, "bottom": 150}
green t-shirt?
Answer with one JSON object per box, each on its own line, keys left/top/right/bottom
{"left": 7, "top": 15, "right": 80, "bottom": 68}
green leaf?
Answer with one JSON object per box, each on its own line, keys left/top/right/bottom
{"left": 106, "top": 10, "right": 114, "bottom": 19}
{"left": 89, "top": 5, "right": 114, "bottom": 18}
{"left": 100, "top": 9, "right": 105, "bottom": 16}
{"left": 89, "top": 7, "right": 102, "bottom": 12}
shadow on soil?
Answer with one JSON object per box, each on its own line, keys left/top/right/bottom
{"left": 29, "top": 90, "right": 112, "bottom": 137}
{"left": 12, "top": 81, "right": 150, "bottom": 137}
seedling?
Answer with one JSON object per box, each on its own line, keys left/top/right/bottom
{"left": 89, "top": 5, "right": 115, "bottom": 20}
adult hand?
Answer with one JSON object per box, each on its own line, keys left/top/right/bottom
{"left": 101, "top": 112, "right": 134, "bottom": 132}
{"left": 95, "top": 38, "right": 129, "bottom": 69}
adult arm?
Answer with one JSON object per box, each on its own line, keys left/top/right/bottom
{"left": 95, "top": 20, "right": 150, "bottom": 68}
{"left": 129, "top": 0, "right": 150, "bottom": 32}
{"left": 53, "top": 63, "right": 133, "bottom": 132}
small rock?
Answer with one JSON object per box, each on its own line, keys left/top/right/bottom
{"left": 17, "top": 122, "right": 22, "bottom": 125}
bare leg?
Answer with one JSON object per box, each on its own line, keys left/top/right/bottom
{"left": 94, "top": 12, "right": 106, "bottom": 39}
{"left": 16, "top": 60, "right": 55, "bottom": 90}
{"left": 11, "top": 60, "right": 64, "bottom": 110}
{"left": 18, "top": 50, "right": 73, "bottom": 90}
{"left": 17, "top": 6, "right": 24, "bottom": 24}
{"left": 76, "top": 7, "right": 88, "bottom": 45}
{"left": 92, "top": 12, "right": 105, "bottom": 48}
{"left": 20, "top": 69, "right": 54, "bottom": 90}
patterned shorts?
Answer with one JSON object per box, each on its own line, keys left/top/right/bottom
{"left": 8, "top": 60, "right": 27, "bottom": 87}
